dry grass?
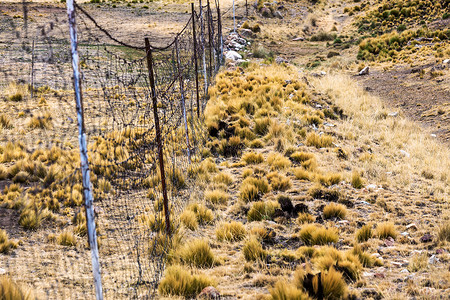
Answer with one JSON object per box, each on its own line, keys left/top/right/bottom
{"left": 351, "top": 171, "right": 364, "bottom": 189}
{"left": 27, "top": 112, "right": 52, "bottom": 129}
{"left": 0, "top": 114, "right": 12, "bottom": 129}
{"left": 57, "top": 230, "right": 77, "bottom": 247}
{"left": 175, "top": 239, "right": 217, "bottom": 268}
{"left": 0, "top": 276, "right": 35, "bottom": 300}
{"left": 293, "top": 168, "right": 312, "bottom": 181}
{"left": 297, "top": 213, "right": 316, "bottom": 224}
{"left": 186, "top": 203, "right": 214, "bottom": 225}
{"left": 267, "top": 152, "right": 291, "bottom": 170}
{"left": 323, "top": 203, "right": 347, "bottom": 220}
{"left": 180, "top": 210, "right": 198, "bottom": 231}
{"left": 243, "top": 237, "right": 268, "bottom": 261}
{"left": 248, "top": 200, "right": 279, "bottom": 222}
{"left": 305, "top": 132, "right": 333, "bottom": 148}
{"left": 290, "top": 151, "right": 315, "bottom": 163}
{"left": 158, "top": 265, "right": 216, "bottom": 298}
{"left": 269, "top": 281, "right": 310, "bottom": 300}
{"left": 267, "top": 172, "right": 292, "bottom": 191}
{"left": 355, "top": 224, "right": 373, "bottom": 243}
{"left": 216, "top": 221, "right": 247, "bottom": 242}
{"left": 0, "top": 229, "right": 18, "bottom": 254}
{"left": 213, "top": 172, "right": 233, "bottom": 185}
{"left": 438, "top": 221, "right": 450, "bottom": 242}
{"left": 240, "top": 176, "right": 270, "bottom": 202}
{"left": 316, "top": 172, "right": 342, "bottom": 187}
{"left": 376, "top": 222, "right": 397, "bottom": 240}
{"left": 298, "top": 224, "right": 339, "bottom": 246}
{"left": 205, "top": 189, "right": 230, "bottom": 205}
{"left": 242, "top": 152, "right": 264, "bottom": 164}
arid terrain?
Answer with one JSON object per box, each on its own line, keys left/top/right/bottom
{"left": 0, "top": 0, "right": 449, "bottom": 299}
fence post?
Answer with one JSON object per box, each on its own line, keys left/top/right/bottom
{"left": 66, "top": 1, "right": 103, "bottom": 299}
{"left": 206, "top": 0, "right": 213, "bottom": 79}
{"left": 246, "top": 0, "right": 248, "bottom": 17}
{"left": 30, "top": 39, "right": 35, "bottom": 99}
{"left": 174, "top": 38, "right": 191, "bottom": 164}
{"left": 232, "top": 0, "right": 236, "bottom": 32}
{"left": 144, "top": 38, "right": 171, "bottom": 236}
{"left": 191, "top": 3, "right": 200, "bottom": 118}
{"left": 215, "top": 0, "right": 224, "bottom": 65}
{"left": 22, "top": 0, "right": 28, "bottom": 38}
{"left": 199, "top": 0, "right": 208, "bottom": 101}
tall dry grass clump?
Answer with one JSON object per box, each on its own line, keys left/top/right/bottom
{"left": 0, "top": 276, "right": 35, "bottom": 300}
{"left": 216, "top": 221, "right": 246, "bottom": 242}
{"left": 376, "top": 222, "right": 397, "bottom": 240}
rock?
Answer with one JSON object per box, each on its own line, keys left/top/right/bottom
{"left": 361, "top": 288, "right": 383, "bottom": 300}
{"left": 420, "top": 234, "right": 433, "bottom": 243}
{"left": 400, "top": 269, "right": 410, "bottom": 273}
{"left": 359, "top": 66, "right": 370, "bottom": 76}
{"left": 274, "top": 10, "right": 283, "bottom": 19}
{"left": 436, "top": 249, "right": 444, "bottom": 254}
{"left": 374, "top": 272, "right": 385, "bottom": 278}
{"left": 406, "top": 223, "right": 418, "bottom": 231}
{"left": 366, "top": 184, "right": 377, "bottom": 191}
{"left": 428, "top": 255, "right": 438, "bottom": 265}
{"left": 384, "top": 237, "right": 395, "bottom": 247}
{"left": 0, "top": 268, "right": 6, "bottom": 275}
{"left": 278, "top": 196, "right": 294, "bottom": 214}
{"left": 443, "top": 59, "right": 450, "bottom": 64}
{"left": 261, "top": 7, "right": 273, "bottom": 18}
{"left": 275, "top": 56, "right": 288, "bottom": 64}
{"left": 198, "top": 286, "right": 220, "bottom": 299}
{"left": 273, "top": 208, "right": 286, "bottom": 219}
{"left": 294, "top": 203, "right": 309, "bottom": 214}
{"left": 239, "top": 28, "right": 255, "bottom": 39}
{"left": 401, "top": 231, "right": 409, "bottom": 236}
{"left": 225, "top": 51, "right": 242, "bottom": 61}
{"left": 292, "top": 36, "right": 305, "bottom": 41}
{"left": 399, "top": 150, "right": 410, "bottom": 158}
{"left": 388, "top": 112, "right": 399, "bottom": 117}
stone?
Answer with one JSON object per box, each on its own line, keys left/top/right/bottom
{"left": 436, "top": 249, "right": 444, "bottom": 254}
{"left": 239, "top": 28, "right": 255, "bottom": 39}
{"left": 420, "top": 234, "right": 433, "bottom": 243}
{"left": 388, "top": 112, "right": 399, "bottom": 117}
{"left": 399, "top": 150, "right": 410, "bottom": 158}
{"left": 274, "top": 10, "right": 283, "bottom": 19}
{"left": 374, "top": 272, "right": 385, "bottom": 278}
{"left": 443, "top": 59, "right": 450, "bottom": 64}
{"left": 273, "top": 208, "right": 286, "bottom": 219}
{"left": 428, "top": 255, "right": 438, "bottom": 265}
{"left": 294, "top": 203, "right": 309, "bottom": 214}
{"left": 275, "top": 56, "right": 288, "bottom": 64}
{"left": 406, "top": 223, "right": 418, "bottom": 231}
{"left": 361, "top": 288, "right": 383, "bottom": 300}
{"left": 384, "top": 237, "right": 395, "bottom": 247}
{"left": 278, "top": 196, "right": 294, "bottom": 214}
{"left": 225, "top": 51, "right": 242, "bottom": 61}
{"left": 0, "top": 268, "right": 6, "bottom": 275}
{"left": 198, "top": 286, "right": 220, "bottom": 299}
{"left": 400, "top": 269, "right": 410, "bottom": 273}
{"left": 292, "top": 36, "right": 305, "bottom": 41}
{"left": 261, "top": 7, "right": 273, "bottom": 18}
{"left": 359, "top": 66, "right": 370, "bottom": 76}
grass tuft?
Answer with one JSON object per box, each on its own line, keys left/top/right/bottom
{"left": 205, "top": 189, "right": 229, "bottom": 205}
{"left": 57, "top": 230, "right": 77, "bottom": 247}
{"left": 158, "top": 265, "right": 216, "bottom": 298}
{"left": 438, "top": 222, "right": 450, "bottom": 242}
{"left": 297, "top": 213, "right": 316, "bottom": 224}
{"left": 298, "top": 224, "right": 339, "bottom": 245}
{"left": 269, "top": 281, "right": 311, "bottom": 300}
{"left": 351, "top": 171, "right": 364, "bottom": 189}
{"left": 248, "top": 201, "right": 279, "bottom": 222}
{"left": 243, "top": 237, "right": 267, "bottom": 261}
{"left": 0, "top": 276, "right": 35, "bottom": 300}
{"left": 0, "top": 229, "right": 18, "bottom": 254}
{"left": 376, "top": 222, "right": 397, "bottom": 240}
{"left": 216, "top": 221, "right": 247, "bottom": 242}
{"left": 356, "top": 224, "right": 373, "bottom": 243}
{"left": 306, "top": 132, "right": 333, "bottom": 148}
{"left": 180, "top": 210, "right": 198, "bottom": 231}
{"left": 267, "top": 152, "right": 291, "bottom": 170}
{"left": 242, "top": 152, "right": 264, "bottom": 164}
{"left": 176, "top": 239, "right": 217, "bottom": 268}
{"left": 323, "top": 203, "right": 347, "bottom": 220}
{"left": 187, "top": 203, "right": 214, "bottom": 225}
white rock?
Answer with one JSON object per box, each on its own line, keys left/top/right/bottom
{"left": 431, "top": 134, "right": 437, "bottom": 138}
{"left": 292, "top": 36, "right": 305, "bottom": 41}
{"left": 225, "top": 51, "right": 242, "bottom": 61}
{"left": 320, "top": 71, "right": 327, "bottom": 76}
{"left": 399, "top": 150, "right": 410, "bottom": 158}
{"left": 359, "top": 66, "right": 370, "bottom": 75}
{"left": 401, "top": 231, "right": 409, "bottom": 236}
{"left": 388, "top": 112, "right": 398, "bottom": 117}
{"left": 366, "top": 184, "right": 377, "bottom": 191}
{"left": 0, "top": 268, "right": 6, "bottom": 275}
{"left": 443, "top": 59, "right": 450, "bottom": 64}
{"left": 400, "top": 269, "right": 410, "bottom": 273}
{"left": 428, "top": 255, "right": 439, "bottom": 265}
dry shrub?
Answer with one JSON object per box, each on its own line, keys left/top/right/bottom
{"left": 408, "top": 253, "right": 428, "bottom": 272}
{"left": 376, "top": 222, "right": 397, "bottom": 240}
{"left": 294, "top": 266, "right": 347, "bottom": 299}
{"left": 243, "top": 237, "right": 267, "bottom": 261}
{"left": 254, "top": 117, "right": 271, "bottom": 135}
{"left": 267, "top": 152, "right": 291, "bottom": 170}
{"left": 0, "top": 229, "right": 18, "bottom": 254}
{"left": 0, "top": 276, "right": 35, "bottom": 300}
{"left": 297, "top": 213, "right": 316, "bottom": 224}
{"left": 216, "top": 221, "right": 247, "bottom": 242}
{"left": 57, "top": 230, "right": 77, "bottom": 247}
{"left": 305, "top": 132, "right": 333, "bottom": 148}
{"left": 205, "top": 189, "right": 229, "bottom": 205}
{"left": 351, "top": 244, "right": 381, "bottom": 268}
{"left": 187, "top": 203, "right": 214, "bottom": 225}
{"left": 438, "top": 221, "right": 450, "bottom": 242}
{"left": 290, "top": 151, "right": 315, "bottom": 163}
{"left": 240, "top": 176, "right": 270, "bottom": 202}
{"left": 356, "top": 224, "right": 372, "bottom": 243}
{"left": 200, "top": 157, "right": 217, "bottom": 173}
{"left": 176, "top": 239, "right": 217, "bottom": 268}
{"left": 27, "top": 112, "right": 52, "bottom": 129}
{"left": 293, "top": 168, "right": 312, "bottom": 181}
{"left": 158, "top": 265, "right": 216, "bottom": 298}
{"left": 0, "top": 114, "right": 12, "bottom": 129}
{"left": 180, "top": 210, "right": 198, "bottom": 231}
{"left": 267, "top": 172, "right": 292, "bottom": 191}
{"left": 316, "top": 173, "right": 342, "bottom": 187}
{"left": 213, "top": 172, "right": 233, "bottom": 185}
{"left": 248, "top": 201, "right": 279, "bottom": 222}
{"left": 242, "top": 152, "right": 264, "bottom": 164}
{"left": 323, "top": 203, "right": 347, "bottom": 220}
{"left": 298, "top": 224, "right": 338, "bottom": 245}
{"left": 351, "top": 171, "right": 364, "bottom": 189}
{"left": 270, "top": 281, "right": 311, "bottom": 300}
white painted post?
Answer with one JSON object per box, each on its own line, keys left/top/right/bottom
{"left": 66, "top": 1, "right": 103, "bottom": 299}
{"left": 199, "top": 0, "right": 208, "bottom": 98}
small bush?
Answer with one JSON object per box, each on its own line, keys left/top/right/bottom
{"left": 270, "top": 281, "right": 310, "bottom": 300}
{"left": 316, "top": 173, "right": 342, "bottom": 187}
{"left": 180, "top": 210, "right": 198, "bottom": 231}
{"left": 216, "top": 221, "right": 246, "bottom": 242}
{"left": 408, "top": 253, "right": 428, "bottom": 272}
{"left": 176, "top": 239, "right": 217, "bottom": 268}
{"left": 293, "top": 168, "right": 312, "bottom": 181}
{"left": 9, "top": 93, "right": 23, "bottom": 102}
{"left": 267, "top": 152, "right": 291, "bottom": 170}
{"left": 306, "top": 132, "right": 333, "bottom": 148}
{"left": 298, "top": 224, "right": 339, "bottom": 245}
{"left": 240, "top": 176, "right": 270, "bottom": 202}
{"left": 297, "top": 213, "right": 316, "bottom": 224}
{"left": 242, "top": 152, "right": 264, "bottom": 164}
{"left": 356, "top": 224, "right": 372, "bottom": 243}
{"left": 351, "top": 244, "right": 380, "bottom": 268}
{"left": 254, "top": 117, "right": 271, "bottom": 135}
{"left": 0, "top": 229, "right": 18, "bottom": 254}
{"left": 213, "top": 172, "right": 233, "bottom": 185}
{"left": 205, "top": 189, "right": 229, "bottom": 205}
{"left": 321, "top": 267, "right": 347, "bottom": 299}
{"left": 351, "top": 171, "right": 364, "bottom": 189}
{"left": 323, "top": 203, "right": 347, "bottom": 220}
{"left": 438, "top": 222, "right": 450, "bottom": 242}
{"left": 248, "top": 201, "right": 279, "bottom": 222}
{"left": 57, "top": 230, "right": 77, "bottom": 247}
{"left": 200, "top": 158, "right": 217, "bottom": 173}
{"left": 187, "top": 203, "right": 214, "bottom": 225}
{"left": 290, "top": 151, "right": 314, "bottom": 163}
{"left": 267, "top": 172, "right": 292, "bottom": 191}
{"left": 0, "top": 276, "right": 34, "bottom": 300}
{"left": 240, "top": 183, "right": 259, "bottom": 202}
{"left": 310, "top": 32, "right": 336, "bottom": 41}
{"left": 376, "top": 222, "right": 397, "bottom": 240}
{"left": 27, "top": 112, "right": 52, "bottom": 129}
{"left": 158, "top": 265, "right": 216, "bottom": 298}
{"left": 243, "top": 237, "right": 267, "bottom": 261}
{"left": 0, "top": 114, "right": 12, "bottom": 129}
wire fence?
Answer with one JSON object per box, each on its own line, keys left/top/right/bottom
{"left": 0, "top": 0, "right": 223, "bottom": 298}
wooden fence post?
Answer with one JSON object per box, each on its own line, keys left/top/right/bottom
{"left": 191, "top": 3, "right": 200, "bottom": 118}
{"left": 66, "top": 1, "right": 103, "bottom": 299}
{"left": 144, "top": 38, "right": 171, "bottom": 236}
{"left": 206, "top": 0, "right": 213, "bottom": 79}
{"left": 174, "top": 38, "right": 191, "bottom": 164}
{"left": 199, "top": 0, "right": 208, "bottom": 102}
{"left": 215, "top": 0, "right": 224, "bottom": 65}
{"left": 30, "top": 39, "right": 35, "bottom": 98}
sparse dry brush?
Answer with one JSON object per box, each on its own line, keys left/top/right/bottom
{"left": 216, "top": 221, "right": 246, "bottom": 242}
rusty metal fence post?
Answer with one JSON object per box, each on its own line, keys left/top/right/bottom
{"left": 191, "top": 3, "right": 200, "bottom": 118}
{"left": 66, "top": 1, "right": 103, "bottom": 299}
{"left": 144, "top": 38, "right": 171, "bottom": 236}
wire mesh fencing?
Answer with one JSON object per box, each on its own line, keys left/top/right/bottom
{"left": 0, "top": 1, "right": 223, "bottom": 298}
